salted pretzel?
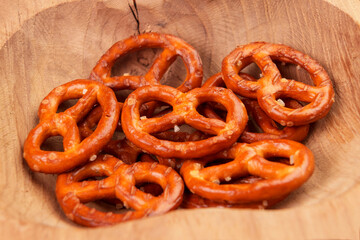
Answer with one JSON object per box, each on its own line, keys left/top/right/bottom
{"left": 202, "top": 73, "right": 309, "bottom": 142}
{"left": 222, "top": 42, "right": 335, "bottom": 126}
{"left": 180, "top": 139, "right": 314, "bottom": 203}
{"left": 90, "top": 32, "right": 203, "bottom": 92}
{"left": 121, "top": 85, "right": 248, "bottom": 158}
{"left": 23, "top": 80, "right": 120, "bottom": 173}
{"left": 56, "top": 154, "right": 184, "bottom": 227}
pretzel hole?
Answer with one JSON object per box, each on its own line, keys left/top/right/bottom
{"left": 85, "top": 200, "right": 130, "bottom": 213}
{"left": 140, "top": 102, "right": 172, "bottom": 118}
{"left": 114, "top": 89, "right": 133, "bottom": 103}
{"left": 197, "top": 102, "right": 227, "bottom": 120}
{"left": 239, "top": 62, "right": 263, "bottom": 80}
{"left": 204, "top": 158, "right": 233, "bottom": 168}
{"left": 152, "top": 125, "right": 211, "bottom": 141}
{"left": 276, "top": 61, "right": 314, "bottom": 87}
{"left": 136, "top": 182, "right": 163, "bottom": 196}
{"left": 111, "top": 48, "right": 161, "bottom": 78}
{"left": 40, "top": 135, "right": 64, "bottom": 152}
{"left": 265, "top": 156, "right": 291, "bottom": 165}
{"left": 246, "top": 115, "right": 265, "bottom": 133}
{"left": 160, "top": 56, "right": 188, "bottom": 89}
{"left": 56, "top": 99, "right": 79, "bottom": 113}
{"left": 111, "top": 130, "right": 125, "bottom": 141}
{"left": 227, "top": 175, "right": 263, "bottom": 184}
{"left": 77, "top": 175, "right": 108, "bottom": 182}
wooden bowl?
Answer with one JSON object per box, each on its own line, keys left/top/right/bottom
{"left": 1, "top": 0, "right": 359, "bottom": 239}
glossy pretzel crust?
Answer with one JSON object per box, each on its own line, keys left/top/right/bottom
{"left": 56, "top": 155, "right": 184, "bottom": 227}
{"left": 222, "top": 42, "right": 335, "bottom": 126}
{"left": 181, "top": 139, "right": 314, "bottom": 203}
{"left": 23, "top": 80, "right": 120, "bottom": 173}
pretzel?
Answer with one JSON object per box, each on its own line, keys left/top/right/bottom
{"left": 222, "top": 42, "right": 335, "bottom": 126}
{"left": 90, "top": 32, "right": 203, "bottom": 92}
{"left": 202, "top": 73, "right": 309, "bottom": 142}
{"left": 23, "top": 80, "right": 120, "bottom": 173}
{"left": 121, "top": 85, "right": 248, "bottom": 158}
{"left": 180, "top": 139, "right": 314, "bottom": 203}
{"left": 56, "top": 154, "right": 184, "bottom": 227}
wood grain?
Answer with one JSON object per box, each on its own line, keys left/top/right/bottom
{"left": 0, "top": 0, "right": 360, "bottom": 239}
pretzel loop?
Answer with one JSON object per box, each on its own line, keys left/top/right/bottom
{"left": 121, "top": 85, "right": 248, "bottom": 158}
{"left": 23, "top": 80, "right": 120, "bottom": 173}
{"left": 180, "top": 139, "right": 314, "bottom": 203}
{"left": 115, "top": 162, "right": 184, "bottom": 213}
{"left": 222, "top": 42, "right": 335, "bottom": 126}
{"left": 90, "top": 32, "right": 203, "bottom": 92}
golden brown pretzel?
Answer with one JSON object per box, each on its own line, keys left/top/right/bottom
{"left": 56, "top": 154, "right": 184, "bottom": 227}
{"left": 121, "top": 85, "right": 248, "bottom": 158}
{"left": 180, "top": 139, "right": 314, "bottom": 203}
{"left": 23, "top": 80, "right": 120, "bottom": 173}
{"left": 202, "top": 73, "right": 309, "bottom": 142}
{"left": 90, "top": 32, "right": 203, "bottom": 92}
{"left": 222, "top": 42, "right": 335, "bottom": 126}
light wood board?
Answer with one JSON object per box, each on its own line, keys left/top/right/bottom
{"left": 0, "top": 0, "right": 360, "bottom": 239}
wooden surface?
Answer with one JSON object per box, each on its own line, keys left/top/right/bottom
{"left": 1, "top": 0, "right": 360, "bottom": 239}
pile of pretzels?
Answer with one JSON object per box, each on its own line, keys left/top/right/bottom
{"left": 23, "top": 33, "right": 335, "bottom": 227}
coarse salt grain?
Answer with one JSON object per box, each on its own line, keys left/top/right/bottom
{"left": 140, "top": 116, "right": 147, "bottom": 120}
{"left": 174, "top": 125, "right": 180, "bottom": 132}
{"left": 123, "top": 72, "right": 130, "bottom": 76}
{"left": 82, "top": 89, "right": 88, "bottom": 94}
{"left": 127, "top": 98, "right": 136, "bottom": 105}
{"left": 225, "top": 176, "right": 232, "bottom": 182}
{"left": 89, "top": 155, "right": 97, "bottom": 161}
{"left": 289, "top": 155, "right": 295, "bottom": 165}
{"left": 49, "top": 152, "right": 56, "bottom": 160}
{"left": 277, "top": 98, "right": 285, "bottom": 107}
{"left": 42, "top": 99, "right": 49, "bottom": 105}
{"left": 212, "top": 179, "right": 220, "bottom": 184}
{"left": 33, "top": 164, "right": 40, "bottom": 171}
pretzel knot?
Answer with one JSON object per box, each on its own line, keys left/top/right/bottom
{"left": 56, "top": 155, "right": 184, "bottom": 227}
{"left": 222, "top": 42, "right": 335, "bottom": 126}
{"left": 180, "top": 139, "right": 314, "bottom": 203}
{"left": 121, "top": 85, "right": 248, "bottom": 158}
{"left": 23, "top": 80, "right": 120, "bottom": 173}
{"left": 90, "top": 32, "right": 203, "bottom": 92}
